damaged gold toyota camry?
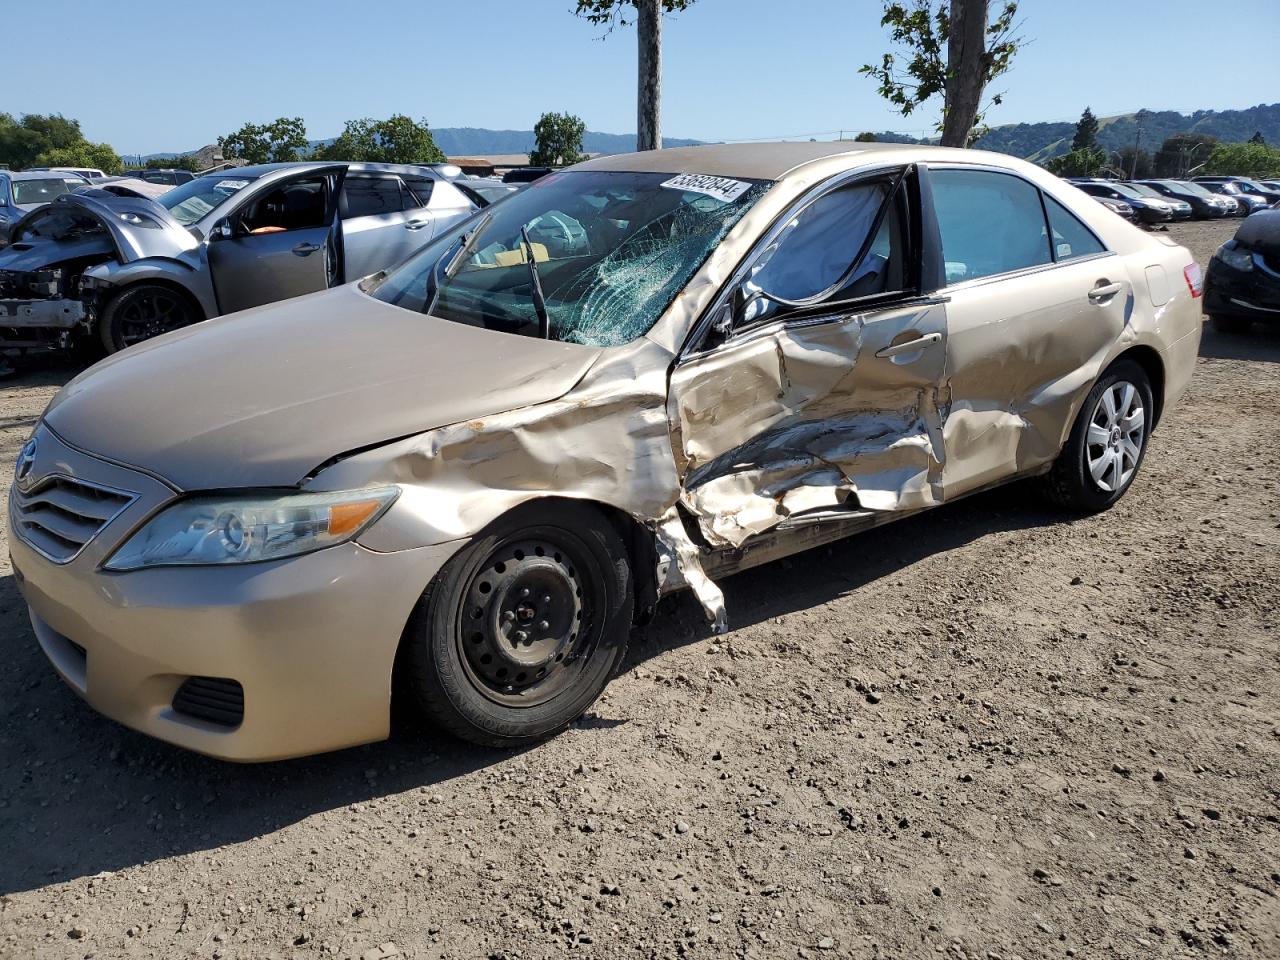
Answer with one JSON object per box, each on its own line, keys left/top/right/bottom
{"left": 10, "top": 142, "right": 1203, "bottom": 759}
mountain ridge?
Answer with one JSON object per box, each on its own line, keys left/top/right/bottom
{"left": 140, "top": 104, "right": 1279, "bottom": 164}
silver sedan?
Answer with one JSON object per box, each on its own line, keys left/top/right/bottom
{"left": 0, "top": 162, "right": 478, "bottom": 352}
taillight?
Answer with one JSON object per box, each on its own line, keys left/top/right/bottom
{"left": 1183, "top": 262, "right": 1203, "bottom": 298}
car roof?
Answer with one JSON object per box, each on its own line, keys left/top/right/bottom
{"left": 9, "top": 170, "right": 81, "bottom": 180}
{"left": 198, "top": 161, "right": 445, "bottom": 180}
{"left": 574, "top": 141, "right": 973, "bottom": 181}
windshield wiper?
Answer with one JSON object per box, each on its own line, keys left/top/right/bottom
{"left": 422, "top": 211, "right": 493, "bottom": 316}
{"left": 520, "top": 224, "right": 551, "bottom": 339}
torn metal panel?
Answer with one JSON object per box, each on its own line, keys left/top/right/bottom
{"left": 668, "top": 301, "right": 948, "bottom": 547}
{"left": 654, "top": 508, "right": 727, "bottom": 633}
{"left": 317, "top": 337, "right": 681, "bottom": 546}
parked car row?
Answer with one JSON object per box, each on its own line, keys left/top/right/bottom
{"left": 0, "top": 161, "right": 483, "bottom": 354}
{"left": 1068, "top": 175, "right": 1280, "bottom": 223}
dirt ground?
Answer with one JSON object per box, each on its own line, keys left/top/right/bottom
{"left": 0, "top": 218, "right": 1276, "bottom": 960}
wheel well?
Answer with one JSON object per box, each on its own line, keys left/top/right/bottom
{"left": 1113, "top": 345, "right": 1165, "bottom": 429}
{"left": 541, "top": 497, "right": 659, "bottom": 625}
{"left": 99, "top": 278, "right": 206, "bottom": 324}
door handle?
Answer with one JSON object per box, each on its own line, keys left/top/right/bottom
{"left": 875, "top": 331, "right": 942, "bottom": 359}
{"left": 404, "top": 219, "right": 430, "bottom": 231}
{"left": 292, "top": 242, "right": 321, "bottom": 256}
{"left": 1088, "top": 280, "right": 1123, "bottom": 302}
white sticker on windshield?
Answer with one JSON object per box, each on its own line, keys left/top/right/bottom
{"left": 214, "top": 179, "right": 249, "bottom": 191}
{"left": 660, "top": 173, "right": 751, "bottom": 203}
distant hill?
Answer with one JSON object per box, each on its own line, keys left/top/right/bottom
{"left": 852, "top": 103, "right": 1280, "bottom": 162}
{"left": 141, "top": 104, "right": 1279, "bottom": 166}
{"left": 140, "top": 127, "right": 702, "bottom": 163}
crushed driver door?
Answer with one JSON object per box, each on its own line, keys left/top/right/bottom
{"left": 668, "top": 167, "right": 949, "bottom": 549}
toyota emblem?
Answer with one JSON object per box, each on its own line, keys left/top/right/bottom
{"left": 15, "top": 437, "right": 37, "bottom": 489}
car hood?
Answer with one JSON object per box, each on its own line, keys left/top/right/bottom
{"left": 0, "top": 230, "right": 116, "bottom": 270}
{"left": 12, "top": 190, "right": 198, "bottom": 263}
{"left": 1235, "top": 210, "right": 1280, "bottom": 255}
{"left": 44, "top": 284, "right": 604, "bottom": 490}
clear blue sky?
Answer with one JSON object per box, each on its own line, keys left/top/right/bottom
{"left": 12, "top": 0, "right": 1280, "bottom": 155}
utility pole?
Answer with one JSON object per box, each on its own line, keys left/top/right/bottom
{"left": 1129, "top": 110, "right": 1147, "bottom": 180}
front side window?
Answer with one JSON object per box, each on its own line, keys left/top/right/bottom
{"left": 1043, "top": 194, "right": 1106, "bottom": 261}
{"left": 13, "top": 177, "right": 71, "bottom": 205}
{"left": 238, "top": 176, "right": 329, "bottom": 234}
{"left": 735, "top": 174, "right": 908, "bottom": 326}
{"left": 342, "top": 176, "right": 403, "bottom": 219}
{"left": 931, "top": 169, "right": 1052, "bottom": 283}
{"left": 371, "top": 170, "right": 770, "bottom": 347}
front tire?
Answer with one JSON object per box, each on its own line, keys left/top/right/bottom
{"left": 402, "top": 501, "right": 633, "bottom": 747}
{"left": 98, "top": 283, "right": 201, "bottom": 354}
{"left": 1039, "top": 359, "right": 1153, "bottom": 513}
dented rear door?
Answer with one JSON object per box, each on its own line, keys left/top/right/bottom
{"left": 925, "top": 166, "right": 1131, "bottom": 498}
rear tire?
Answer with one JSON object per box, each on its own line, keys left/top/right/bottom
{"left": 98, "top": 283, "right": 201, "bottom": 354}
{"left": 1209, "top": 314, "right": 1252, "bottom": 334}
{"left": 1039, "top": 359, "right": 1153, "bottom": 514}
{"left": 402, "top": 501, "right": 633, "bottom": 747}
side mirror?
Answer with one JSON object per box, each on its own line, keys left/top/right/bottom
{"left": 212, "top": 218, "right": 234, "bottom": 240}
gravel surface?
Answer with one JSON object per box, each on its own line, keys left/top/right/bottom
{"left": 1, "top": 219, "right": 1277, "bottom": 960}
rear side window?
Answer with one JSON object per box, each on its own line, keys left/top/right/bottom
{"left": 1043, "top": 194, "right": 1105, "bottom": 261}
{"left": 342, "top": 176, "right": 403, "bottom": 218}
{"left": 931, "top": 169, "right": 1052, "bottom": 283}
{"left": 403, "top": 178, "right": 434, "bottom": 208}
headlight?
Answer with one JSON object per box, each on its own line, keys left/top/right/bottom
{"left": 1218, "top": 244, "right": 1254, "bottom": 272}
{"left": 104, "top": 486, "right": 398, "bottom": 571}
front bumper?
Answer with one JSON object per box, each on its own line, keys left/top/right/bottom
{"left": 13, "top": 532, "right": 461, "bottom": 761}
{"left": 9, "top": 424, "right": 464, "bottom": 761}
{"left": 0, "top": 297, "right": 86, "bottom": 329}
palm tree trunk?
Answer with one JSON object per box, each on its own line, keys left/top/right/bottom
{"left": 636, "top": 0, "right": 662, "bottom": 151}
{"left": 941, "top": 0, "right": 988, "bottom": 148}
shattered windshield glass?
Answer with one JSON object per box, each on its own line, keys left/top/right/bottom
{"left": 371, "top": 170, "right": 771, "bottom": 347}
{"left": 158, "top": 175, "right": 258, "bottom": 226}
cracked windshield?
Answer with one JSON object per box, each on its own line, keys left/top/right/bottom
{"left": 372, "top": 170, "right": 771, "bottom": 347}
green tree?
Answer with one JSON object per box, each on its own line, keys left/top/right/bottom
{"left": 0, "top": 112, "right": 111, "bottom": 170}
{"left": 854, "top": 131, "right": 880, "bottom": 142}
{"left": 1046, "top": 146, "right": 1106, "bottom": 178}
{"left": 859, "top": 0, "right": 1024, "bottom": 147}
{"left": 1201, "top": 142, "right": 1280, "bottom": 178}
{"left": 34, "top": 143, "right": 123, "bottom": 174}
{"left": 1152, "top": 134, "right": 1217, "bottom": 178}
{"left": 530, "top": 112, "right": 588, "bottom": 166}
{"left": 314, "top": 115, "right": 446, "bottom": 164}
{"left": 574, "top": 0, "right": 698, "bottom": 151}
{"left": 218, "top": 117, "right": 309, "bottom": 165}
{"left": 145, "top": 156, "right": 201, "bottom": 172}
{"left": 1071, "top": 107, "right": 1098, "bottom": 152}
{"left": 1115, "top": 146, "right": 1152, "bottom": 179}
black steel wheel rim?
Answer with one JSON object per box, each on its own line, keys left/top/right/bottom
{"left": 457, "top": 530, "right": 604, "bottom": 708}
{"left": 119, "top": 290, "right": 189, "bottom": 345}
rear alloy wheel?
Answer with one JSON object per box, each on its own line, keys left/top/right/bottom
{"left": 1040, "top": 359, "right": 1153, "bottom": 513}
{"left": 1210, "top": 314, "right": 1252, "bottom": 334}
{"left": 99, "top": 284, "right": 200, "bottom": 353}
{"left": 403, "top": 502, "right": 632, "bottom": 747}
